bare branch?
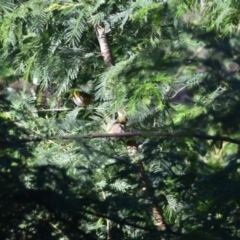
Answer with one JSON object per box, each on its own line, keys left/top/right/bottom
{"left": 170, "top": 86, "right": 187, "bottom": 99}
{"left": 2, "top": 131, "right": 240, "bottom": 145}
{"left": 95, "top": 24, "right": 115, "bottom": 66}
{"left": 38, "top": 107, "right": 106, "bottom": 112}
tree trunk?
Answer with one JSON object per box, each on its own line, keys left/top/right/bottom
{"left": 135, "top": 159, "right": 166, "bottom": 231}
{"left": 95, "top": 22, "right": 167, "bottom": 232}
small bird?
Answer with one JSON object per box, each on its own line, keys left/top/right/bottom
{"left": 116, "top": 111, "right": 138, "bottom": 155}
{"left": 108, "top": 111, "right": 127, "bottom": 134}
{"left": 108, "top": 111, "right": 138, "bottom": 155}
{"left": 70, "top": 90, "right": 92, "bottom": 107}
{"left": 116, "top": 110, "right": 128, "bottom": 125}
{"left": 126, "top": 139, "right": 138, "bottom": 156}
{"left": 108, "top": 121, "right": 125, "bottom": 134}
{"left": 7, "top": 78, "right": 38, "bottom": 96}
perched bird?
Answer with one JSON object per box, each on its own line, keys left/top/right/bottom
{"left": 126, "top": 139, "right": 138, "bottom": 156}
{"left": 108, "top": 110, "right": 127, "bottom": 133}
{"left": 7, "top": 78, "right": 38, "bottom": 96}
{"left": 116, "top": 111, "right": 138, "bottom": 155}
{"left": 70, "top": 90, "right": 92, "bottom": 107}
{"left": 5, "top": 77, "right": 59, "bottom": 109}
{"left": 116, "top": 110, "right": 128, "bottom": 125}
{"left": 108, "top": 111, "right": 138, "bottom": 155}
{"left": 108, "top": 121, "right": 125, "bottom": 134}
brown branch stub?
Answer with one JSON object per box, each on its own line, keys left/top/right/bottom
{"left": 152, "top": 206, "right": 166, "bottom": 231}
{"left": 95, "top": 24, "right": 115, "bottom": 67}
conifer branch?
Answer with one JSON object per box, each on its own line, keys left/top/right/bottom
{"left": 3, "top": 131, "right": 240, "bottom": 145}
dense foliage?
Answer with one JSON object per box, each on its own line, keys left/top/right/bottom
{"left": 1, "top": 0, "right": 240, "bottom": 239}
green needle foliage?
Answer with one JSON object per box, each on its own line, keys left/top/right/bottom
{"left": 1, "top": 0, "right": 240, "bottom": 239}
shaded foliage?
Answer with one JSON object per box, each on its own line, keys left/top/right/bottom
{"left": 1, "top": 0, "right": 240, "bottom": 239}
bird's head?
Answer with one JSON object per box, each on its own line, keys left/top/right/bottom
{"left": 116, "top": 109, "right": 128, "bottom": 124}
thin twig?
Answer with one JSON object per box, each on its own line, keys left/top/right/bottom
{"left": 36, "top": 215, "right": 69, "bottom": 240}
{"left": 38, "top": 107, "right": 106, "bottom": 112}
{"left": 170, "top": 86, "right": 187, "bottom": 99}
{"left": 38, "top": 108, "right": 73, "bottom": 112}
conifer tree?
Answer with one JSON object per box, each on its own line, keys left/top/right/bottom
{"left": 1, "top": 0, "right": 240, "bottom": 239}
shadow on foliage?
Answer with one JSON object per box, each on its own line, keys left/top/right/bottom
{"left": 2, "top": 5, "right": 240, "bottom": 239}
{"left": 0, "top": 95, "right": 165, "bottom": 239}
{"left": 0, "top": 95, "right": 98, "bottom": 239}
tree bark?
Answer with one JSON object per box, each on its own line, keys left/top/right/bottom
{"left": 95, "top": 24, "right": 115, "bottom": 67}
{"left": 135, "top": 159, "right": 166, "bottom": 231}
{"left": 95, "top": 22, "right": 166, "bottom": 232}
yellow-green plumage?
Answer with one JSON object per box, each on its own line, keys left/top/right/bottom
{"left": 116, "top": 111, "right": 128, "bottom": 124}
{"left": 108, "top": 111, "right": 128, "bottom": 134}
{"left": 71, "top": 91, "right": 92, "bottom": 107}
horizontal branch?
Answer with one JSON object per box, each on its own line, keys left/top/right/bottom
{"left": 38, "top": 107, "right": 106, "bottom": 112}
{"left": 2, "top": 131, "right": 240, "bottom": 145}
{"left": 38, "top": 108, "right": 73, "bottom": 112}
